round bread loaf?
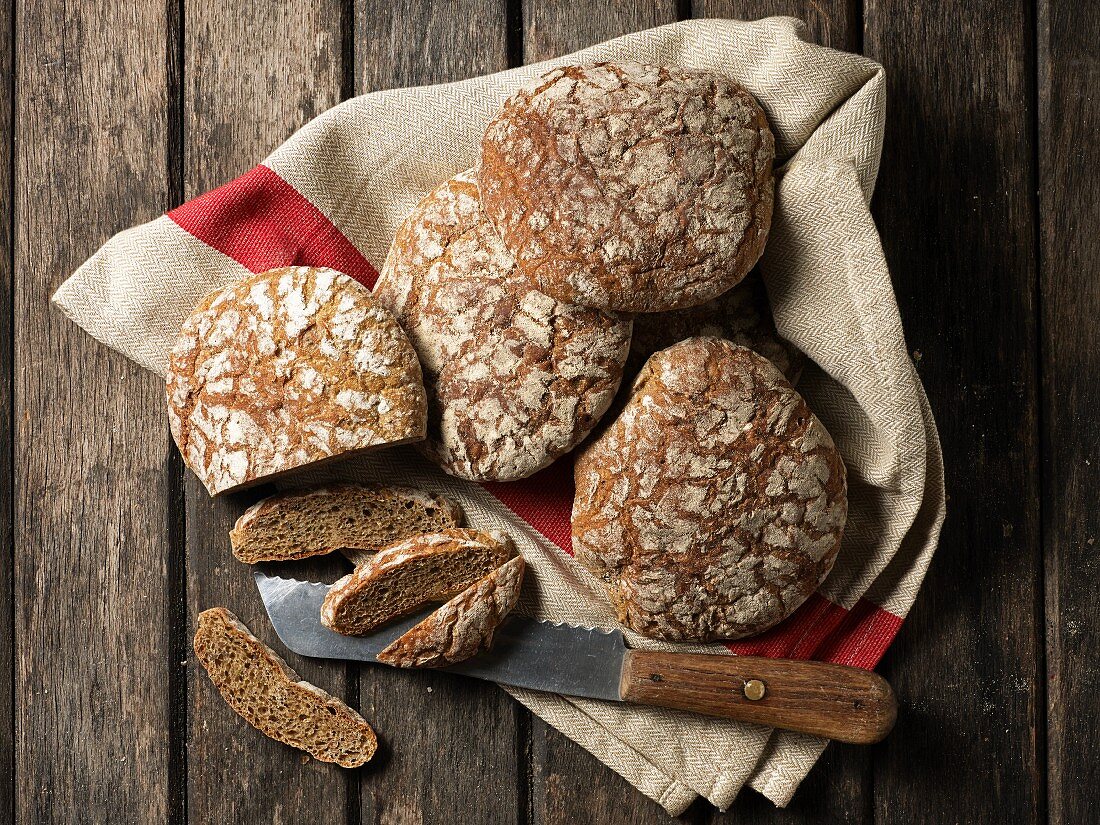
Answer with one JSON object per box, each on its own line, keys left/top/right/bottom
{"left": 572, "top": 338, "right": 846, "bottom": 642}
{"left": 166, "top": 266, "right": 426, "bottom": 495}
{"left": 628, "top": 271, "right": 804, "bottom": 383}
{"left": 375, "top": 170, "right": 632, "bottom": 482}
{"left": 479, "top": 62, "right": 775, "bottom": 313}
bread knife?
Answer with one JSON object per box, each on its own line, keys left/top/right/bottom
{"left": 254, "top": 570, "right": 896, "bottom": 745}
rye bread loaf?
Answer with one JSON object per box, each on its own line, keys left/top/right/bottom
{"left": 479, "top": 62, "right": 775, "bottom": 313}
{"left": 166, "top": 266, "right": 427, "bottom": 495}
{"left": 572, "top": 338, "right": 847, "bottom": 642}
{"left": 321, "top": 529, "right": 515, "bottom": 636}
{"left": 377, "top": 554, "right": 525, "bottom": 668}
{"left": 230, "top": 483, "right": 463, "bottom": 564}
{"left": 193, "top": 607, "right": 376, "bottom": 768}
{"left": 628, "top": 271, "right": 804, "bottom": 383}
{"left": 375, "top": 170, "right": 632, "bottom": 481}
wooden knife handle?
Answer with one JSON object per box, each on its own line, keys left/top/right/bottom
{"left": 620, "top": 649, "right": 897, "bottom": 745}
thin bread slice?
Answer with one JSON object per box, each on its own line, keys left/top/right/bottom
{"left": 193, "top": 607, "right": 377, "bottom": 768}
{"left": 230, "top": 483, "right": 464, "bottom": 564}
{"left": 378, "top": 555, "right": 526, "bottom": 668}
{"left": 320, "top": 529, "right": 515, "bottom": 636}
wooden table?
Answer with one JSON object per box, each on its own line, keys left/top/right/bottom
{"left": 2, "top": 1, "right": 1096, "bottom": 822}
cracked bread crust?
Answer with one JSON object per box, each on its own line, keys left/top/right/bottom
{"left": 375, "top": 170, "right": 632, "bottom": 481}
{"left": 166, "top": 266, "right": 427, "bottom": 495}
{"left": 572, "top": 338, "right": 847, "bottom": 642}
{"left": 628, "top": 270, "right": 804, "bottom": 383}
{"left": 320, "top": 528, "right": 516, "bottom": 636}
{"left": 479, "top": 62, "right": 775, "bottom": 313}
{"left": 377, "top": 555, "right": 525, "bottom": 668}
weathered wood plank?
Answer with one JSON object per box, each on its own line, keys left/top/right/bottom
{"left": 181, "top": 4, "right": 351, "bottom": 824}
{"left": 694, "top": 0, "right": 858, "bottom": 51}
{"left": 13, "top": 1, "right": 175, "bottom": 822}
{"left": 0, "top": 0, "right": 13, "bottom": 821}
{"left": 353, "top": 4, "right": 522, "bottom": 823}
{"left": 865, "top": 2, "right": 1043, "bottom": 824}
{"left": 522, "top": 0, "right": 679, "bottom": 62}
{"left": 520, "top": 5, "right": 701, "bottom": 823}
{"left": 1038, "top": 1, "right": 1100, "bottom": 822}
{"left": 697, "top": 4, "right": 868, "bottom": 821}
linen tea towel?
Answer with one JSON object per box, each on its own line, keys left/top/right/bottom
{"left": 52, "top": 16, "right": 946, "bottom": 815}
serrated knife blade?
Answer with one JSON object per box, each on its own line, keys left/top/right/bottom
{"left": 254, "top": 569, "right": 625, "bottom": 701}
{"left": 252, "top": 569, "right": 900, "bottom": 744}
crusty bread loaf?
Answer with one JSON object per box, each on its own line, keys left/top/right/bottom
{"left": 230, "top": 483, "right": 463, "bottom": 564}
{"left": 572, "top": 338, "right": 847, "bottom": 642}
{"left": 166, "top": 266, "right": 427, "bottom": 495}
{"left": 321, "top": 529, "right": 515, "bottom": 636}
{"left": 378, "top": 555, "right": 525, "bottom": 668}
{"left": 479, "top": 62, "right": 775, "bottom": 313}
{"left": 375, "top": 170, "right": 632, "bottom": 482}
{"left": 628, "top": 271, "right": 804, "bottom": 383}
{"left": 193, "top": 607, "right": 376, "bottom": 768}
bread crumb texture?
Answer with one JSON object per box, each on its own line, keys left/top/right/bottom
{"left": 378, "top": 554, "right": 526, "bottom": 668}
{"left": 166, "top": 266, "right": 427, "bottom": 495}
{"left": 479, "top": 62, "right": 775, "bottom": 312}
{"left": 230, "top": 483, "right": 463, "bottom": 563}
{"left": 572, "top": 338, "right": 847, "bottom": 642}
{"left": 376, "top": 170, "right": 632, "bottom": 481}
{"left": 321, "top": 528, "right": 516, "bottom": 636}
{"left": 193, "top": 607, "right": 377, "bottom": 768}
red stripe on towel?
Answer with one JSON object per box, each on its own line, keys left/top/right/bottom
{"left": 167, "top": 164, "right": 378, "bottom": 287}
{"left": 483, "top": 458, "right": 576, "bottom": 554}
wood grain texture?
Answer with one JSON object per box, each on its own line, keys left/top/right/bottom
{"left": 181, "top": 3, "right": 352, "bottom": 823}
{"left": 621, "top": 652, "right": 896, "bottom": 745}
{"left": 693, "top": 5, "right": 871, "bottom": 822}
{"left": 865, "top": 2, "right": 1044, "bottom": 824}
{"left": 356, "top": 0, "right": 510, "bottom": 93}
{"left": 0, "top": 0, "right": 12, "bottom": 820}
{"left": 694, "top": 0, "right": 859, "bottom": 51}
{"left": 353, "top": 5, "right": 522, "bottom": 823}
{"left": 13, "top": 1, "right": 175, "bottom": 822}
{"left": 522, "top": 0, "right": 679, "bottom": 62}
{"left": 1038, "top": 1, "right": 1100, "bottom": 822}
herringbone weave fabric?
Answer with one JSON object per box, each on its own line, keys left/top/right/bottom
{"left": 52, "top": 17, "right": 945, "bottom": 814}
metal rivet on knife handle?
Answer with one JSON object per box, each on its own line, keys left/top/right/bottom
{"left": 743, "top": 679, "right": 766, "bottom": 701}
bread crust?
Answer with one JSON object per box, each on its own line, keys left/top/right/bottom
{"left": 321, "top": 528, "right": 516, "bottom": 636}
{"left": 193, "top": 607, "right": 377, "bottom": 768}
{"left": 230, "top": 483, "right": 463, "bottom": 563}
{"left": 627, "top": 271, "right": 804, "bottom": 383}
{"left": 572, "top": 338, "right": 847, "bottom": 642}
{"left": 166, "top": 266, "right": 427, "bottom": 495}
{"left": 377, "top": 555, "right": 525, "bottom": 668}
{"left": 479, "top": 62, "right": 775, "bottom": 313}
{"left": 375, "top": 170, "right": 632, "bottom": 481}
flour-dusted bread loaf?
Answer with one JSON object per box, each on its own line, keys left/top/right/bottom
{"left": 572, "top": 338, "right": 847, "bottom": 642}
{"left": 229, "top": 483, "right": 464, "bottom": 564}
{"left": 375, "top": 170, "right": 632, "bottom": 481}
{"left": 166, "top": 266, "right": 427, "bottom": 495}
{"left": 479, "top": 62, "right": 775, "bottom": 313}
{"left": 321, "top": 529, "right": 516, "bottom": 636}
{"left": 193, "top": 607, "right": 377, "bottom": 768}
{"left": 378, "top": 554, "right": 525, "bottom": 668}
{"left": 628, "top": 271, "right": 804, "bottom": 383}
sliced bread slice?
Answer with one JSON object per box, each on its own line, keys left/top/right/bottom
{"left": 193, "top": 607, "right": 377, "bottom": 768}
{"left": 320, "top": 529, "right": 515, "bottom": 636}
{"left": 378, "top": 555, "right": 526, "bottom": 668}
{"left": 230, "top": 483, "right": 464, "bottom": 564}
